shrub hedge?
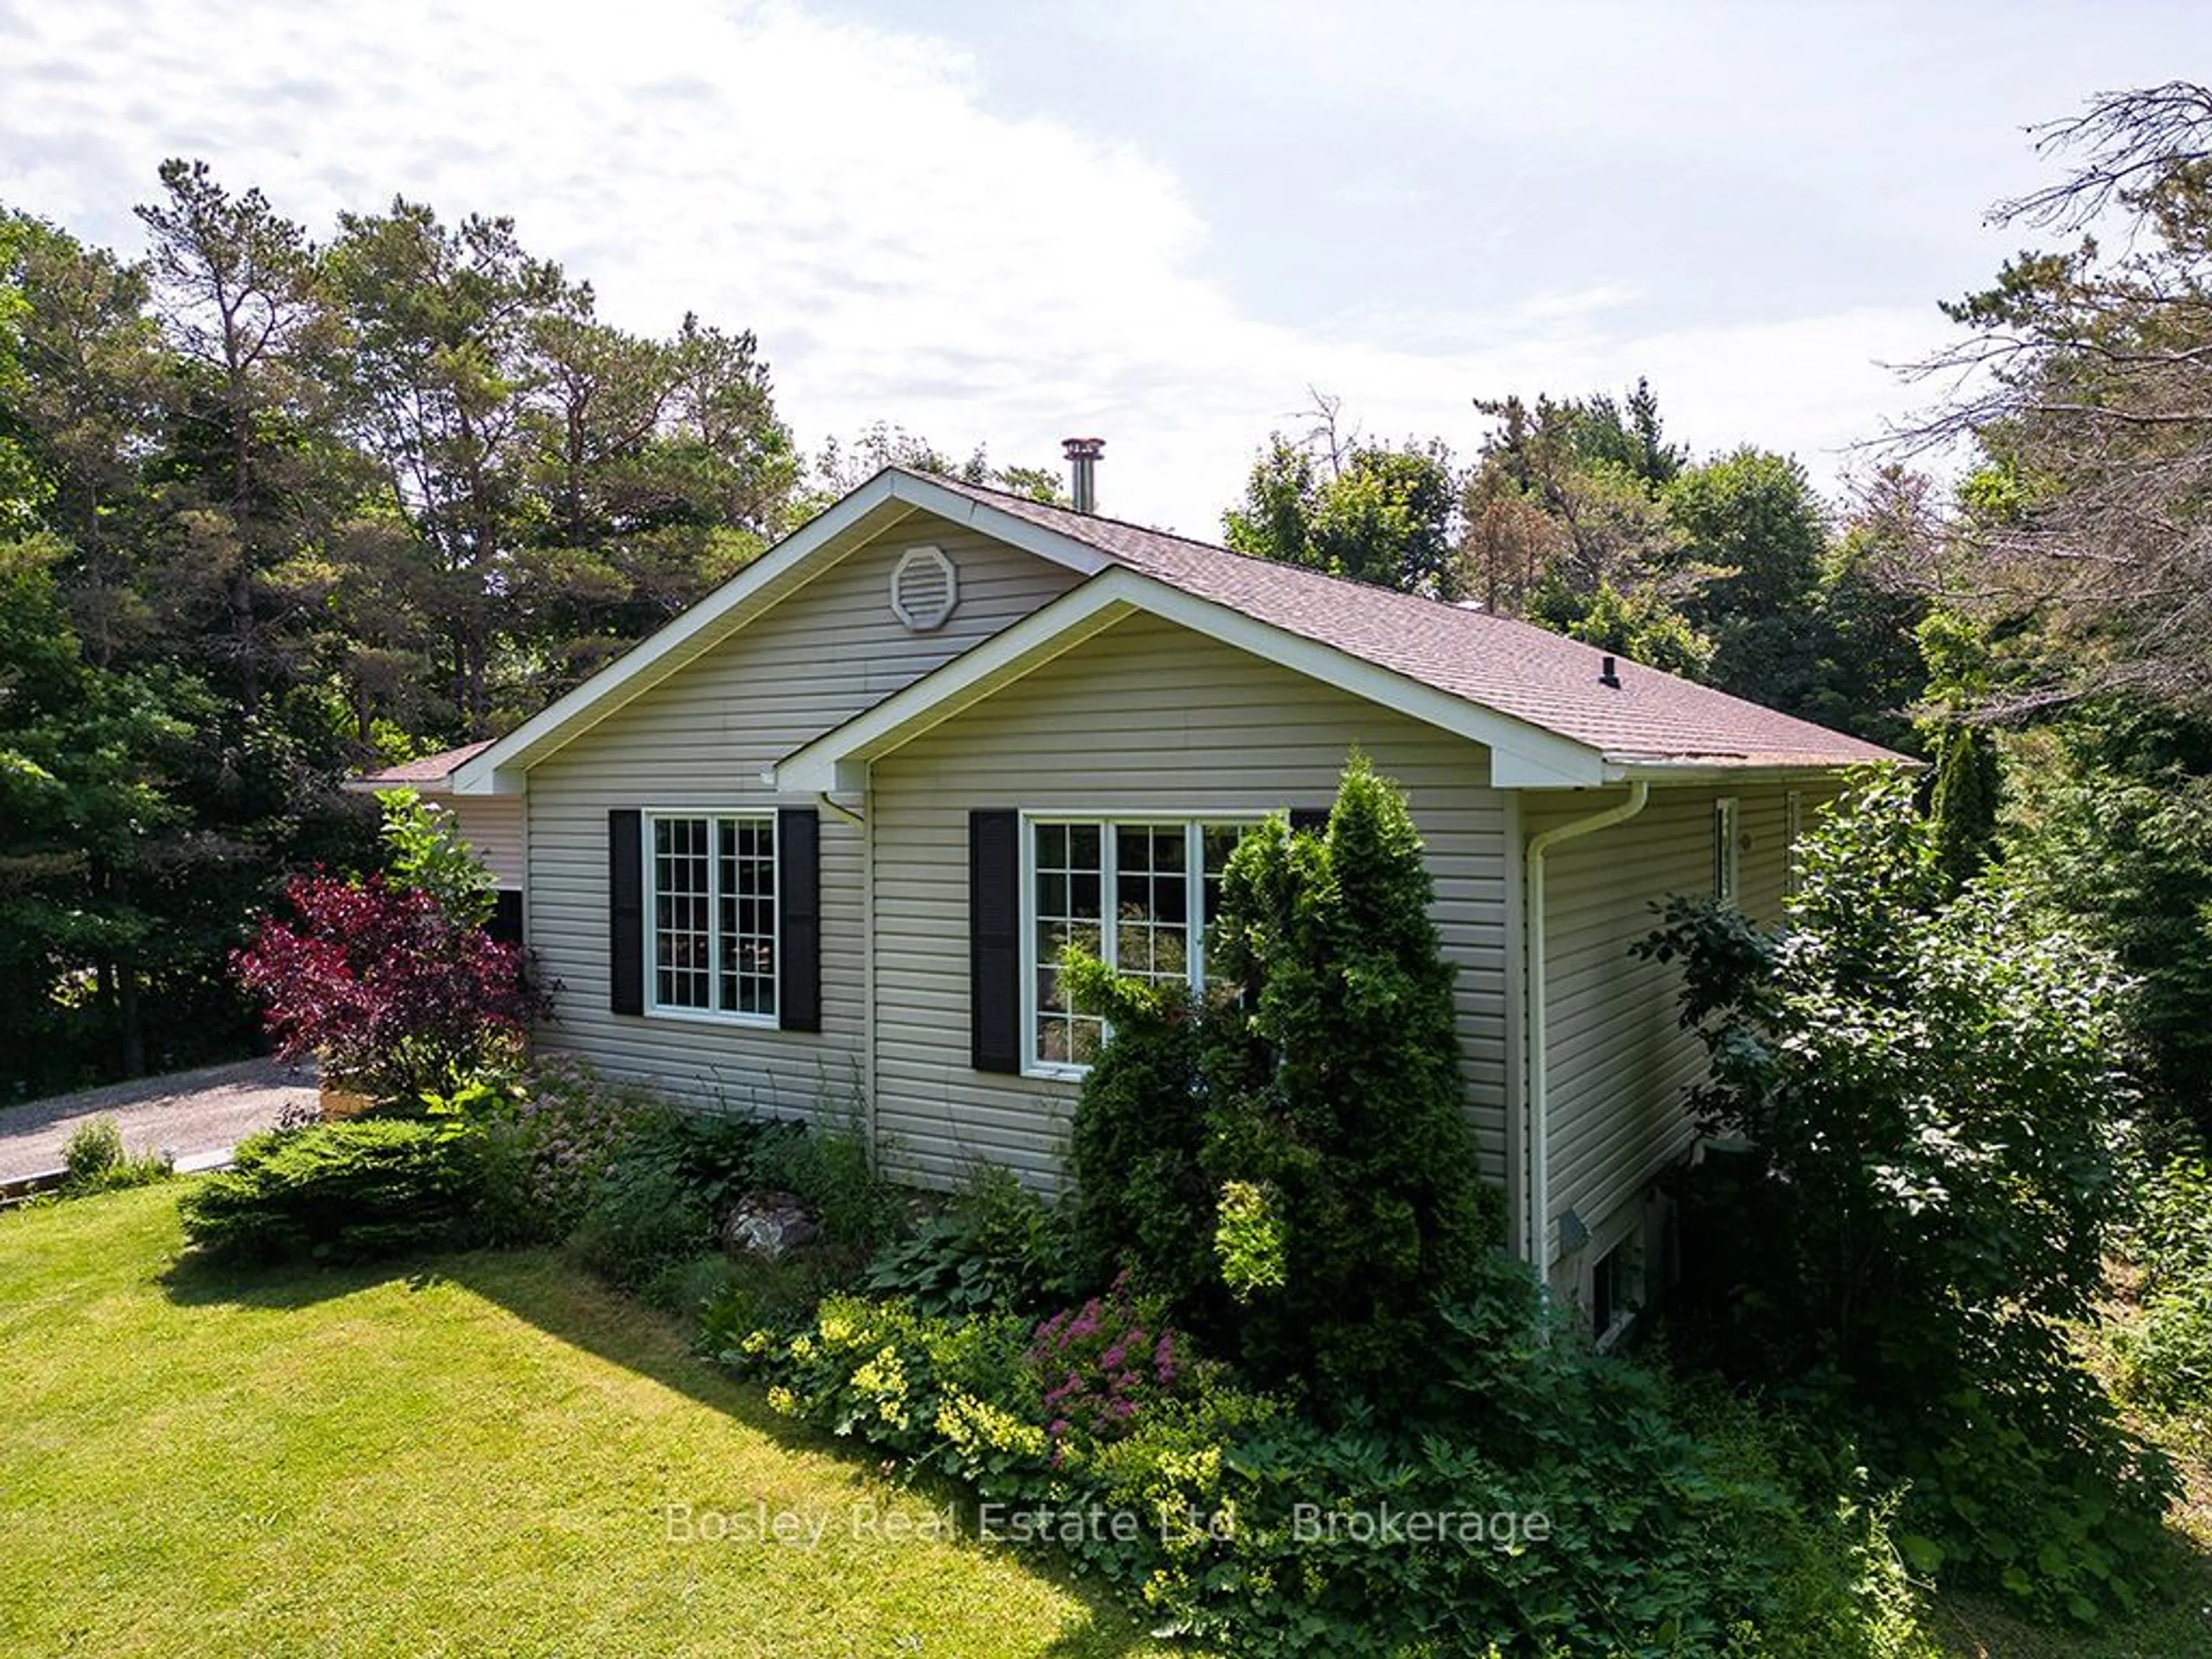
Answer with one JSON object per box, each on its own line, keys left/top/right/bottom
{"left": 179, "top": 1118, "right": 491, "bottom": 1263}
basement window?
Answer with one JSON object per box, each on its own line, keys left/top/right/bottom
{"left": 1592, "top": 1241, "right": 1639, "bottom": 1346}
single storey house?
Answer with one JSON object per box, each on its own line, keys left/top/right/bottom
{"left": 406, "top": 460, "right": 1897, "bottom": 1324}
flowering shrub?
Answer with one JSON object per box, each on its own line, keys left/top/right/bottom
{"left": 718, "top": 1277, "right": 1926, "bottom": 1657}
{"left": 233, "top": 872, "right": 543, "bottom": 1102}
{"left": 725, "top": 1294, "right": 1048, "bottom": 1498}
{"left": 498, "top": 1057, "right": 677, "bottom": 1238}
{"left": 1027, "top": 1272, "right": 1185, "bottom": 1457}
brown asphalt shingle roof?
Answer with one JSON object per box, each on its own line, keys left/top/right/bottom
{"left": 921, "top": 473, "right": 1904, "bottom": 770}
{"left": 357, "top": 740, "right": 494, "bottom": 785}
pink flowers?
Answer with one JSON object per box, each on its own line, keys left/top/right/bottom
{"left": 1026, "top": 1271, "right": 1190, "bottom": 1457}
{"left": 505, "top": 1065, "right": 665, "bottom": 1229}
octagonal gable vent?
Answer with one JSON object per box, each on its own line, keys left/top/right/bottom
{"left": 890, "top": 544, "right": 959, "bottom": 632}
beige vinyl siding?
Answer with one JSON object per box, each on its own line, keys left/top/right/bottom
{"left": 522, "top": 515, "right": 1084, "bottom": 1118}
{"left": 1527, "top": 781, "right": 1811, "bottom": 1271}
{"left": 868, "top": 610, "right": 1513, "bottom": 1194}
{"left": 443, "top": 794, "right": 525, "bottom": 889}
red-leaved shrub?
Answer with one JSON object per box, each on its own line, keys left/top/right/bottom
{"left": 233, "top": 873, "right": 543, "bottom": 1102}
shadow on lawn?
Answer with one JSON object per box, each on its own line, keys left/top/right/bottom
{"left": 160, "top": 1246, "right": 454, "bottom": 1311}
{"left": 161, "top": 1240, "right": 1169, "bottom": 1659}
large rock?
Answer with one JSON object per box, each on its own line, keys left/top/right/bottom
{"left": 722, "top": 1190, "right": 821, "bottom": 1259}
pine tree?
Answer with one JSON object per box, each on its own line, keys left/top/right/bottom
{"left": 1204, "top": 755, "right": 1499, "bottom": 1409}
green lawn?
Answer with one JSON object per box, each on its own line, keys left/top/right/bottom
{"left": 0, "top": 1185, "right": 1174, "bottom": 1658}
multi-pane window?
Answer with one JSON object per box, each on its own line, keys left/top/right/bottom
{"left": 1113, "top": 824, "right": 1192, "bottom": 988}
{"left": 650, "top": 813, "right": 776, "bottom": 1020}
{"left": 1032, "top": 823, "right": 1104, "bottom": 1067}
{"left": 1029, "top": 817, "right": 1248, "bottom": 1074}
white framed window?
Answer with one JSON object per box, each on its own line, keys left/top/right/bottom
{"left": 1713, "top": 797, "right": 1741, "bottom": 905}
{"left": 1024, "top": 816, "right": 1252, "bottom": 1076}
{"left": 648, "top": 811, "right": 777, "bottom": 1022}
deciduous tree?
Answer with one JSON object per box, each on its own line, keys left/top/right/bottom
{"left": 1224, "top": 423, "right": 1461, "bottom": 597}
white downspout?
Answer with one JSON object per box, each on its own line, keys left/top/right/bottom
{"left": 1522, "top": 781, "right": 1649, "bottom": 1268}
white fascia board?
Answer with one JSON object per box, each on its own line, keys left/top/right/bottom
{"left": 885, "top": 474, "right": 1118, "bottom": 577}
{"left": 774, "top": 568, "right": 1607, "bottom": 792}
{"left": 448, "top": 469, "right": 1120, "bottom": 797}
{"left": 1600, "top": 758, "right": 1897, "bottom": 786}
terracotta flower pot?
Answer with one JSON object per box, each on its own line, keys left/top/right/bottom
{"left": 319, "top": 1081, "right": 374, "bottom": 1122}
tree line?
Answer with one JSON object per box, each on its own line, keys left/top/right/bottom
{"left": 1223, "top": 384, "right": 1934, "bottom": 755}
{"left": 13, "top": 87, "right": 2212, "bottom": 1136}
{"left": 0, "top": 162, "right": 1047, "bottom": 1092}
{"left": 1217, "top": 82, "right": 2212, "bottom": 1140}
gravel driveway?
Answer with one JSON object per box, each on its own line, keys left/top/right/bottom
{"left": 0, "top": 1058, "right": 318, "bottom": 1183}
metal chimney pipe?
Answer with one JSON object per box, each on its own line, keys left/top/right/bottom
{"left": 1062, "top": 437, "right": 1104, "bottom": 514}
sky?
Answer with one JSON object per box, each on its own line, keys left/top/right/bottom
{"left": 3, "top": 0, "right": 2206, "bottom": 537}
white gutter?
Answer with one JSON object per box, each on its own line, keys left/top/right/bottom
{"left": 1521, "top": 781, "right": 1650, "bottom": 1267}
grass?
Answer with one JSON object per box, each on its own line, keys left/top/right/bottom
{"left": 13, "top": 1184, "right": 2206, "bottom": 1659}
{"left": 0, "top": 1184, "right": 1176, "bottom": 1658}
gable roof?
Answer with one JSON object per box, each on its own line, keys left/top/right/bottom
{"left": 452, "top": 465, "right": 1902, "bottom": 796}
{"left": 907, "top": 474, "right": 1902, "bottom": 772}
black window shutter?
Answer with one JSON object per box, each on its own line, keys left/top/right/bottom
{"left": 778, "top": 806, "right": 822, "bottom": 1033}
{"left": 1289, "top": 806, "right": 1331, "bottom": 834}
{"left": 609, "top": 809, "right": 643, "bottom": 1016}
{"left": 488, "top": 889, "right": 524, "bottom": 946}
{"left": 969, "top": 809, "right": 1021, "bottom": 1073}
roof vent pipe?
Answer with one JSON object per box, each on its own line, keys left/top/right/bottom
{"left": 1599, "top": 654, "right": 1621, "bottom": 689}
{"left": 1062, "top": 437, "right": 1104, "bottom": 514}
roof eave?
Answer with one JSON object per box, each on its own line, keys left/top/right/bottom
{"left": 448, "top": 468, "right": 1127, "bottom": 797}
{"left": 1601, "top": 753, "right": 1920, "bottom": 785}
{"left": 340, "top": 774, "right": 456, "bottom": 795}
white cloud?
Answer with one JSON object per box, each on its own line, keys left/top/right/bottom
{"left": 1, "top": 0, "right": 1960, "bottom": 537}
